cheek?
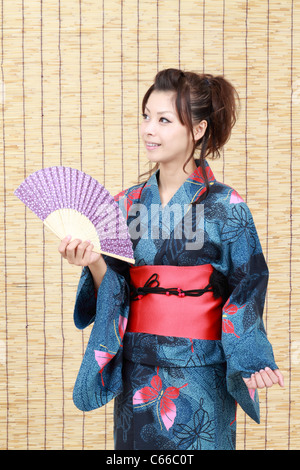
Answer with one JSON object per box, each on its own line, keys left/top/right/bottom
{"left": 170, "top": 129, "right": 192, "bottom": 149}
{"left": 139, "top": 122, "right": 145, "bottom": 135}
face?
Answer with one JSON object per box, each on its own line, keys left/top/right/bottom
{"left": 140, "top": 90, "right": 198, "bottom": 167}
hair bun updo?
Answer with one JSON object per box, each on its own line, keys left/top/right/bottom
{"left": 141, "top": 68, "right": 240, "bottom": 201}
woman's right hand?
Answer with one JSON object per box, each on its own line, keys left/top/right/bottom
{"left": 58, "top": 235, "right": 102, "bottom": 267}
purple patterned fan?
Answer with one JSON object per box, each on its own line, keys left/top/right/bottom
{"left": 14, "top": 166, "right": 135, "bottom": 264}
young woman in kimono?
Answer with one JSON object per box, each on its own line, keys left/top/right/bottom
{"left": 58, "top": 69, "right": 284, "bottom": 450}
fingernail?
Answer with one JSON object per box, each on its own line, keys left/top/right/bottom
{"left": 67, "top": 235, "right": 72, "bottom": 240}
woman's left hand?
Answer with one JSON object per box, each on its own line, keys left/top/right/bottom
{"left": 243, "top": 367, "right": 284, "bottom": 390}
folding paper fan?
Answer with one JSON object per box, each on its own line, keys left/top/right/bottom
{"left": 14, "top": 166, "right": 135, "bottom": 264}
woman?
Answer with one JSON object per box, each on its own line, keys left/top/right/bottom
{"left": 59, "top": 69, "right": 283, "bottom": 450}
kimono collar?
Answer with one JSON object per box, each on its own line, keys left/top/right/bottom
{"left": 146, "top": 159, "right": 216, "bottom": 207}
{"left": 183, "top": 158, "right": 216, "bottom": 187}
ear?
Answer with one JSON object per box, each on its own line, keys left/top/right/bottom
{"left": 193, "top": 120, "right": 208, "bottom": 141}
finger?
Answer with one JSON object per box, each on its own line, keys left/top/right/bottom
{"left": 264, "top": 367, "right": 285, "bottom": 387}
{"left": 81, "top": 242, "right": 94, "bottom": 265}
{"left": 258, "top": 369, "right": 274, "bottom": 388}
{"left": 254, "top": 371, "right": 265, "bottom": 389}
{"left": 243, "top": 375, "right": 257, "bottom": 389}
{"left": 75, "top": 240, "right": 91, "bottom": 261}
{"left": 263, "top": 367, "right": 279, "bottom": 385}
{"left": 250, "top": 374, "right": 258, "bottom": 389}
{"left": 273, "top": 369, "right": 285, "bottom": 387}
{"left": 58, "top": 235, "right": 72, "bottom": 257}
{"left": 65, "top": 238, "right": 82, "bottom": 264}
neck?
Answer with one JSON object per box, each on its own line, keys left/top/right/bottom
{"left": 158, "top": 159, "right": 197, "bottom": 191}
{"left": 157, "top": 159, "right": 197, "bottom": 207}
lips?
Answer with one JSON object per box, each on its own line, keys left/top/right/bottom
{"left": 145, "top": 142, "right": 161, "bottom": 149}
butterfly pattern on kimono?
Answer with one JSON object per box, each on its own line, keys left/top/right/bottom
{"left": 94, "top": 315, "right": 128, "bottom": 386}
{"left": 222, "top": 298, "right": 246, "bottom": 339}
{"left": 73, "top": 160, "right": 278, "bottom": 450}
{"left": 132, "top": 367, "right": 188, "bottom": 431}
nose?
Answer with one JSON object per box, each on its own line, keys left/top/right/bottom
{"left": 142, "top": 118, "right": 156, "bottom": 136}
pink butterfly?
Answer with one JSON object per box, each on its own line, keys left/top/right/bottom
{"left": 118, "top": 315, "right": 127, "bottom": 342}
{"left": 248, "top": 388, "right": 256, "bottom": 401}
{"left": 230, "top": 189, "right": 244, "bottom": 204}
{"left": 94, "top": 315, "right": 128, "bottom": 386}
{"left": 133, "top": 369, "right": 187, "bottom": 431}
{"left": 94, "top": 350, "right": 114, "bottom": 386}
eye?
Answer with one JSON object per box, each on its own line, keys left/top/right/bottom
{"left": 142, "top": 113, "right": 149, "bottom": 120}
{"left": 160, "top": 117, "right": 171, "bottom": 123}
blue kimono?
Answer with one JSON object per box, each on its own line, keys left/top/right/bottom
{"left": 72, "top": 161, "right": 278, "bottom": 450}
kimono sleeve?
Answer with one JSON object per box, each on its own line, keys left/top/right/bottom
{"left": 73, "top": 255, "right": 130, "bottom": 329}
{"left": 73, "top": 265, "right": 97, "bottom": 329}
{"left": 219, "top": 200, "right": 278, "bottom": 424}
{"left": 71, "top": 188, "right": 132, "bottom": 411}
{"left": 72, "top": 262, "right": 130, "bottom": 411}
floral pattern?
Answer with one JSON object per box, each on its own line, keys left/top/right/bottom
{"left": 221, "top": 204, "right": 257, "bottom": 250}
{"left": 173, "top": 398, "right": 215, "bottom": 450}
{"left": 73, "top": 160, "right": 278, "bottom": 450}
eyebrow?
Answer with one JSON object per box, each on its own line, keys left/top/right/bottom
{"left": 145, "top": 106, "right": 175, "bottom": 116}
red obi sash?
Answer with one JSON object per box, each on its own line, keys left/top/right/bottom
{"left": 127, "top": 265, "right": 223, "bottom": 340}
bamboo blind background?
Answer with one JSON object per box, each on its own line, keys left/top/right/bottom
{"left": 0, "top": 0, "right": 299, "bottom": 450}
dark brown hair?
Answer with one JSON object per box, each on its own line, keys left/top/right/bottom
{"left": 139, "top": 68, "right": 240, "bottom": 201}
